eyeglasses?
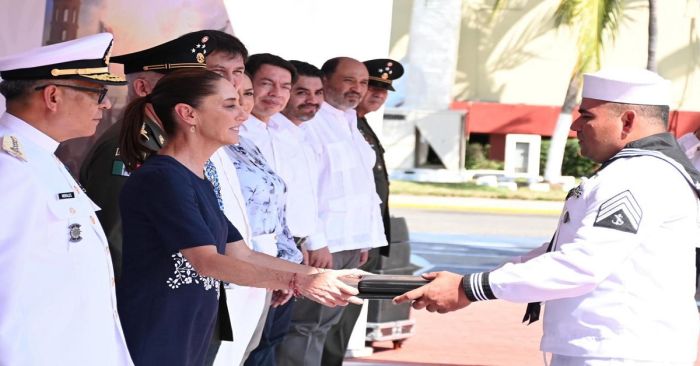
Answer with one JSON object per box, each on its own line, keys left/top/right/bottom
{"left": 34, "top": 83, "right": 109, "bottom": 104}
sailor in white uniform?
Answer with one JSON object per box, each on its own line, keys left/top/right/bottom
{"left": 395, "top": 69, "right": 700, "bottom": 366}
{"left": 0, "top": 33, "right": 133, "bottom": 365}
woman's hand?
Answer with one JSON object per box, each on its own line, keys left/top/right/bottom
{"left": 295, "top": 269, "right": 368, "bottom": 307}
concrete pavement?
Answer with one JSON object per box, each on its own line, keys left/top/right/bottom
{"left": 346, "top": 300, "right": 700, "bottom": 366}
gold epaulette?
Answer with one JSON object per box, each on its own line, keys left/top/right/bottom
{"left": 1, "top": 135, "right": 27, "bottom": 161}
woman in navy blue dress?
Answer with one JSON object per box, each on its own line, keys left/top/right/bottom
{"left": 116, "top": 69, "right": 363, "bottom": 366}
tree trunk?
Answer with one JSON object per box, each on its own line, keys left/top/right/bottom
{"left": 647, "top": 0, "right": 658, "bottom": 71}
{"left": 544, "top": 71, "right": 582, "bottom": 182}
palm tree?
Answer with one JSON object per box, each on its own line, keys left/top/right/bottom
{"left": 647, "top": 0, "right": 658, "bottom": 71}
{"left": 492, "top": 0, "right": 624, "bottom": 182}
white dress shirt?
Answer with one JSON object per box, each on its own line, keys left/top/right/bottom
{"left": 268, "top": 113, "right": 326, "bottom": 250}
{"left": 240, "top": 114, "right": 280, "bottom": 170}
{"left": 0, "top": 113, "right": 133, "bottom": 365}
{"left": 304, "top": 102, "right": 387, "bottom": 253}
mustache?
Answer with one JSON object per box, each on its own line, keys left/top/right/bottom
{"left": 345, "top": 92, "right": 362, "bottom": 99}
{"left": 299, "top": 103, "right": 320, "bottom": 109}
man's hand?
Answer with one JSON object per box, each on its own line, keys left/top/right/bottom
{"left": 271, "top": 289, "right": 294, "bottom": 307}
{"left": 393, "top": 271, "right": 471, "bottom": 313}
{"left": 358, "top": 250, "right": 369, "bottom": 267}
{"left": 308, "top": 247, "right": 333, "bottom": 269}
{"left": 301, "top": 244, "right": 309, "bottom": 265}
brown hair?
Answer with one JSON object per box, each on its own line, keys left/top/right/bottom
{"left": 119, "top": 68, "right": 224, "bottom": 171}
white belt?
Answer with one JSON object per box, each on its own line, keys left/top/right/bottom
{"left": 251, "top": 233, "right": 278, "bottom": 257}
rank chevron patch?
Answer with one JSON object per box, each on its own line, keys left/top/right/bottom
{"left": 593, "top": 190, "right": 642, "bottom": 234}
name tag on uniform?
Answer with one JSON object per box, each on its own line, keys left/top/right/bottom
{"left": 58, "top": 192, "right": 75, "bottom": 200}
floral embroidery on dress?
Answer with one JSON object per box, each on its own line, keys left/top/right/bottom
{"left": 166, "top": 252, "right": 219, "bottom": 296}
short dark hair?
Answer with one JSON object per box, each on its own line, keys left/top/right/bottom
{"left": 650, "top": 105, "right": 670, "bottom": 127}
{"left": 0, "top": 79, "right": 41, "bottom": 101}
{"left": 119, "top": 69, "right": 224, "bottom": 171}
{"left": 289, "top": 60, "right": 322, "bottom": 79}
{"left": 321, "top": 57, "right": 343, "bottom": 78}
{"left": 209, "top": 31, "right": 248, "bottom": 62}
{"left": 609, "top": 102, "right": 670, "bottom": 128}
{"left": 246, "top": 53, "right": 297, "bottom": 83}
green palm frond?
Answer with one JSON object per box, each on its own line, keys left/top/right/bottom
{"left": 553, "top": 0, "right": 626, "bottom": 74}
{"left": 553, "top": 0, "right": 581, "bottom": 26}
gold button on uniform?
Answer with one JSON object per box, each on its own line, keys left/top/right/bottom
{"left": 69, "top": 207, "right": 76, "bottom": 215}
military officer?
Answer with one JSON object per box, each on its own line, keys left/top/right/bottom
{"left": 356, "top": 58, "right": 404, "bottom": 252}
{"left": 395, "top": 69, "right": 700, "bottom": 365}
{"left": 322, "top": 58, "right": 404, "bottom": 366}
{"left": 0, "top": 33, "right": 132, "bottom": 365}
{"left": 79, "top": 30, "right": 220, "bottom": 280}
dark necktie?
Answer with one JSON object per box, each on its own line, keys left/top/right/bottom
{"left": 522, "top": 235, "right": 556, "bottom": 324}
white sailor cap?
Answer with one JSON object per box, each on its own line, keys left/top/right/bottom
{"left": 582, "top": 68, "right": 671, "bottom": 106}
{"left": 0, "top": 33, "right": 126, "bottom": 85}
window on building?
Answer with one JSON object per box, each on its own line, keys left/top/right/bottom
{"left": 62, "top": 30, "right": 67, "bottom": 41}
{"left": 73, "top": 10, "right": 77, "bottom": 24}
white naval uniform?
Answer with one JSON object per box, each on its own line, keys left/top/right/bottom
{"left": 466, "top": 150, "right": 699, "bottom": 364}
{"left": 0, "top": 113, "right": 132, "bottom": 365}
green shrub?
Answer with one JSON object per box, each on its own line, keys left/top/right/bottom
{"left": 465, "top": 143, "right": 504, "bottom": 170}
{"left": 540, "top": 139, "right": 599, "bottom": 177}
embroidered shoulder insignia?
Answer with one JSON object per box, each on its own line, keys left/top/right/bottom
{"left": 566, "top": 185, "right": 583, "bottom": 200}
{"left": 1, "top": 135, "right": 27, "bottom": 161}
{"left": 593, "top": 190, "right": 642, "bottom": 234}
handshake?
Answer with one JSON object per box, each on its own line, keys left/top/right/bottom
{"left": 349, "top": 272, "right": 472, "bottom": 314}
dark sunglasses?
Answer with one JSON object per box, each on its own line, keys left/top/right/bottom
{"left": 34, "top": 83, "right": 109, "bottom": 104}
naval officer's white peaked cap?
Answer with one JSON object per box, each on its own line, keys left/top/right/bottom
{"left": 582, "top": 69, "right": 671, "bottom": 106}
{"left": 0, "top": 32, "right": 126, "bottom": 85}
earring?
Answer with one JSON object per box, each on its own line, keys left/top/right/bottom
{"left": 190, "top": 125, "right": 196, "bottom": 133}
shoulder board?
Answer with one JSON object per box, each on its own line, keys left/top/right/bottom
{"left": 1, "top": 135, "right": 28, "bottom": 162}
